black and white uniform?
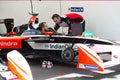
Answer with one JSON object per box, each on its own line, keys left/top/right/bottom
{"left": 54, "top": 13, "right": 85, "bottom": 34}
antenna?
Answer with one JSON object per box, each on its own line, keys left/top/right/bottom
{"left": 59, "top": 0, "right": 64, "bottom": 33}
{"left": 30, "top": 0, "right": 34, "bottom": 14}
{"left": 59, "top": 0, "right": 62, "bottom": 15}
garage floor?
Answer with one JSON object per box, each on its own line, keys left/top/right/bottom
{"left": 27, "top": 58, "right": 120, "bottom": 80}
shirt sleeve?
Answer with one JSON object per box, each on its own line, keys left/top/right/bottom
{"left": 54, "top": 24, "right": 60, "bottom": 31}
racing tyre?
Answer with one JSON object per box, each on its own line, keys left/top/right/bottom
{"left": 61, "top": 47, "right": 75, "bottom": 62}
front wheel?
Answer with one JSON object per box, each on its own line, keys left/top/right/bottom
{"left": 61, "top": 47, "right": 75, "bottom": 62}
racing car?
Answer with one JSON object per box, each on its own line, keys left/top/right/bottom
{"left": 0, "top": 13, "right": 120, "bottom": 72}
{"left": 0, "top": 29, "right": 120, "bottom": 72}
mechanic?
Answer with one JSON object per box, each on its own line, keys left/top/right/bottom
{"left": 52, "top": 13, "right": 85, "bottom": 35}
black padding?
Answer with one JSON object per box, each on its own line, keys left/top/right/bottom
{"left": 13, "top": 24, "right": 28, "bottom": 35}
{"left": 4, "top": 18, "right": 14, "bottom": 33}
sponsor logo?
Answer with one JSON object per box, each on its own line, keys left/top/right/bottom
{"left": 50, "top": 44, "right": 69, "bottom": 49}
{"left": 26, "top": 31, "right": 37, "bottom": 34}
{"left": 69, "top": 7, "right": 84, "bottom": 12}
{"left": 80, "top": 64, "right": 98, "bottom": 70}
{"left": 0, "top": 40, "right": 21, "bottom": 49}
{"left": 44, "top": 43, "right": 72, "bottom": 50}
{"left": 45, "top": 44, "right": 49, "bottom": 48}
{"left": 23, "top": 30, "right": 39, "bottom": 35}
{"left": 0, "top": 41, "right": 18, "bottom": 46}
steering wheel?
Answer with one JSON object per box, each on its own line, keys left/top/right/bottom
{"left": 48, "top": 28, "right": 62, "bottom": 35}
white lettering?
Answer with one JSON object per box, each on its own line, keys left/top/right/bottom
{"left": 0, "top": 41, "right": 18, "bottom": 47}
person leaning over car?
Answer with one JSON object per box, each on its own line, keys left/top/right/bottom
{"left": 52, "top": 13, "right": 85, "bottom": 34}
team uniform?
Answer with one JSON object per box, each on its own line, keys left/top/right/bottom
{"left": 54, "top": 13, "right": 85, "bottom": 35}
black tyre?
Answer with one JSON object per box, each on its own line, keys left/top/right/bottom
{"left": 61, "top": 47, "right": 75, "bottom": 62}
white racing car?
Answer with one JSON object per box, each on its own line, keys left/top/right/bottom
{"left": 0, "top": 29, "right": 120, "bottom": 73}
{"left": 0, "top": 13, "right": 120, "bottom": 73}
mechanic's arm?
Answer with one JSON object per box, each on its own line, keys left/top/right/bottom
{"left": 54, "top": 24, "right": 60, "bottom": 31}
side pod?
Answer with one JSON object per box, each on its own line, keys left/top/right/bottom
{"left": 7, "top": 50, "right": 33, "bottom": 80}
{"left": 77, "top": 44, "right": 104, "bottom": 72}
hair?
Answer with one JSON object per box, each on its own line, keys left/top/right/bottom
{"left": 37, "top": 22, "right": 46, "bottom": 31}
{"left": 52, "top": 14, "right": 61, "bottom": 19}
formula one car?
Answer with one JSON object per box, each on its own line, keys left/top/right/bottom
{"left": 1, "top": 28, "right": 120, "bottom": 73}
{"left": 1, "top": 15, "right": 120, "bottom": 73}
{"left": 0, "top": 13, "right": 120, "bottom": 73}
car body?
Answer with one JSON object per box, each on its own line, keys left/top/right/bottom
{"left": 0, "top": 29, "right": 120, "bottom": 72}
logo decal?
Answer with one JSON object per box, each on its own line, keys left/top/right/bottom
{"left": 0, "top": 38, "right": 22, "bottom": 49}
{"left": 44, "top": 43, "right": 72, "bottom": 50}
{"left": 80, "top": 64, "right": 98, "bottom": 70}
{"left": 0, "top": 41, "right": 18, "bottom": 46}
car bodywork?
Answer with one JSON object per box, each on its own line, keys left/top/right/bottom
{"left": 0, "top": 14, "right": 120, "bottom": 72}
{"left": 0, "top": 50, "right": 33, "bottom": 80}
{"left": 77, "top": 44, "right": 120, "bottom": 72}
{"left": 0, "top": 30, "right": 120, "bottom": 72}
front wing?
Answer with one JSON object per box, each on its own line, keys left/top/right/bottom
{"left": 77, "top": 44, "right": 120, "bottom": 72}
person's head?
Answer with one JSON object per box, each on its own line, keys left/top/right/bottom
{"left": 38, "top": 22, "right": 48, "bottom": 33}
{"left": 52, "top": 14, "right": 61, "bottom": 24}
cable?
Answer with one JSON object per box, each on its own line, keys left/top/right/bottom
{"left": 59, "top": 0, "right": 62, "bottom": 15}
{"left": 59, "top": 0, "right": 64, "bottom": 33}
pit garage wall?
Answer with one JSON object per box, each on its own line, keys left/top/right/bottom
{"left": 0, "top": 1, "right": 120, "bottom": 41}
{"left": 0, "top": 1, "right": 61, "bottom": 34}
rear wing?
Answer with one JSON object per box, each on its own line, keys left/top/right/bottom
{"left": 4, "top": 19, "right": 14, "bottom": 33}
{"left": 77, "top": 44, "right": 120, "bottom": 72}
